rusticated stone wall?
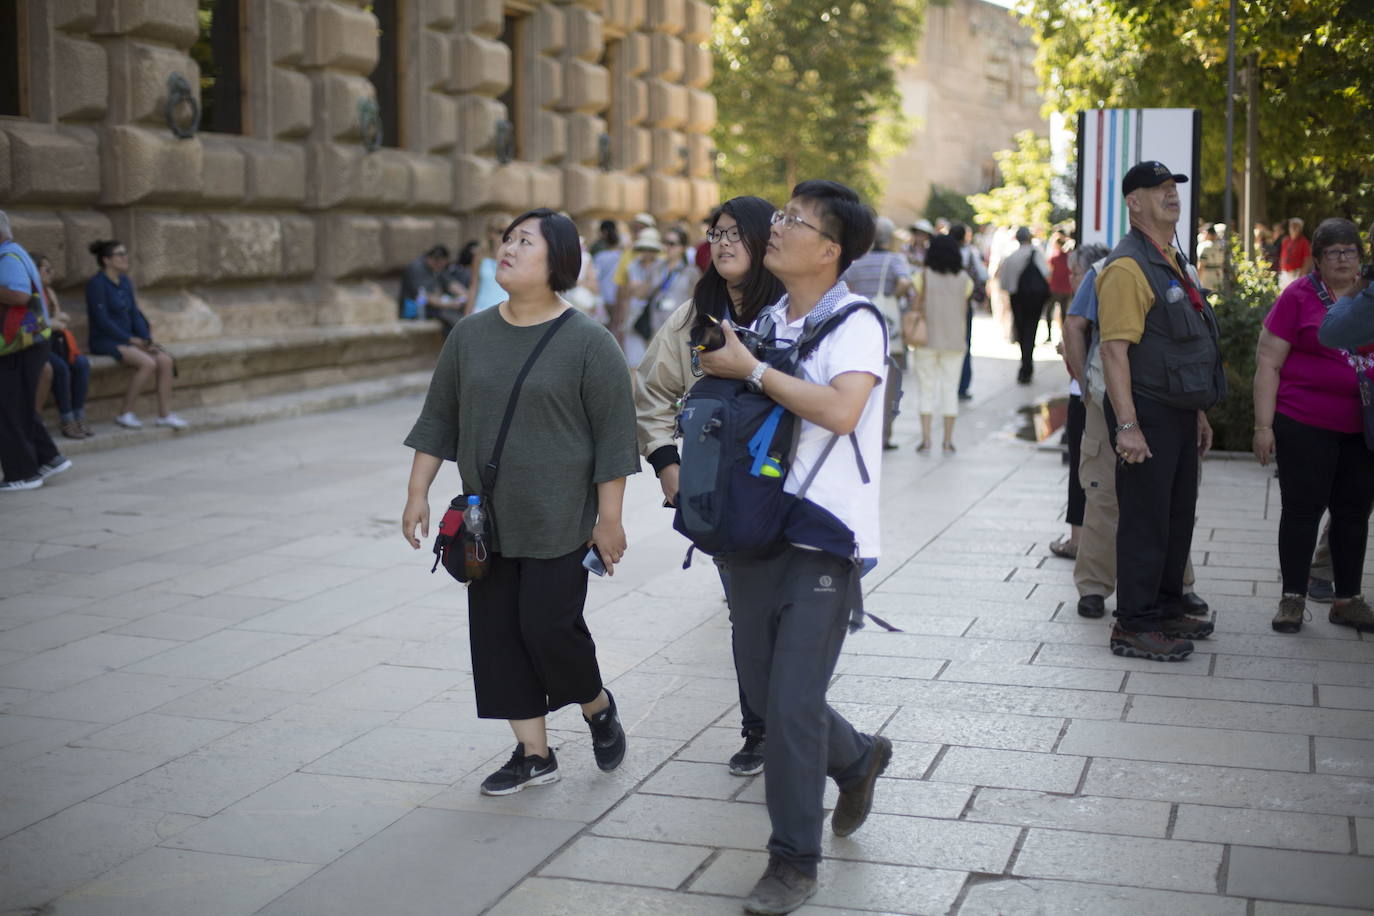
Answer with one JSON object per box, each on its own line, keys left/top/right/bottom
{"left": 1, "top": 0, "right": 718, "bottom": 342}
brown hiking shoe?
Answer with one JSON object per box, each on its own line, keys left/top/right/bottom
{"left": 1272, "top": 594, "right": 1306, "bottom": 634}
{"left": 1329, "top": 596, "right": 1374, "bottom": 632}
{"left": 1160, "top": 615, "right": 1214, "bottom": 640}
{"left": 831, "top": 735, "right": 892, "bottom": 837}
{"left": 1110, "top": 624, "right": 1193, "bottom": 661}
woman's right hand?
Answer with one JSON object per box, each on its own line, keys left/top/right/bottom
{"left": 1253, "top": 428, "right": 1276, "bottom": 466}
{"left": 401, "top": 495, "right": 430, "bottom": 549}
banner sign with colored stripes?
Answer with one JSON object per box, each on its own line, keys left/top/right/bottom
{"left": 1075, "top": 108, "right": 1202, "bottom": 263}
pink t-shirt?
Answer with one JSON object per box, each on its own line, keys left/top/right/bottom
{"left": 1263, "top": 275, "right": 1370, "bottom": 434}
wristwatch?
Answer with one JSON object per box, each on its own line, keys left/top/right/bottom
{"left": 1115, "top": 421, "right": 1138, "bottom": 433}
{"left": 745, "top": 361, "right": 769, "bottom": 393}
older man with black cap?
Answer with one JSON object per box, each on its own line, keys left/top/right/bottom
{"left": 1095, "top": 161, "right": 1225, "bottom": 661}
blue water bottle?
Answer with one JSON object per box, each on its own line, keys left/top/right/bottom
{"left": 463, "top": 495, "right": 488, "bottom": 581}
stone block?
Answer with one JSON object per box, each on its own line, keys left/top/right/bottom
{"left": 419, "top": 0, "right": 457, "bottom": 29}
{"left": 107, "top": 0, "right": 199, "bottom": 46}
{"left": 564, "top": 7, "right": 603, "bottom": 61}
{"left": 420, "top": 30, "right": 451, "bottom": 90}
{"left": 121, "top": 41, "right": 195, "bottom": 127}
{"left": 683, "top": 43, "right": 711, "bottom": 88}
{"left": 561, "top": 165, "right": 601, "bottom": 216}
{"left": 52, "top": 0, "right": 100, "bottom": 31}
{"left": 9, "top": 213, "right": 66, "bottom": 276}
{"left": 645, "top": 0, "right": 684, "bottom": 34}
{"left": 321, "top": 72, "right": 377, "bottom": 141}
{"left": 132, "top": 212, "right": 203, "bottom": 287}
{"left": 601, "top": 0, "right": 641, "bottom": 33}
{"left": 304, "top": 2, "right": 379, "bottom": 73}
{"left": 103, "top": 125, "right": 201, "bottom": 206}
{"left": 531, "top": 5, "right": 565, "bottom": 55}
{"left": 529, "top": 165, "right": 562, "bottom": 208}
{"left": 623, "top": 32, "right": 650, "bottom": 76}
{"left": 686, "top": 133, "right": 713, "bottom": 178}
{"left": 647, "top": 80, "right": 687, "bottom": 129}
{"left": 203, "top": 215, "right": 284, "bottom": 282}
{"left": 244, "top": 142, "right": 307, "bottom": 206}
{"left": 52, "top": 35, "right": 107, "bottom": 122}
{"left": 648, "top": 34, "right": 684, "bottom": 81}
{"left": 531, "top": 56, "right": 564, "bottom": 110}
{"left": 565, "top": 113, "right": 604, "bottom": 165}
{"left": 270, "top": 68, "right": 312, "bottom": 139}
{"left": 624, "top": 77, "right": 649, "bottom": 124}
{"left": 650, "top": 128, "right": 687, "bottom": 174}
{"left": 525, "top": 110, "right": 567, "bottom": 164}
{"left": 319, "top": 214, "right": 384, "bottom": 280}
{"left": 269, "top": 0, "right": 306, "bottom": 65}
{"left": 199, "top": 140, "right": 247, "bottom": 204}
{"left": 690, "top": 178, "right": 718, "bottom": 217}
{"left": 562, "top": 60, "right": 609, "bottom": 113}
{"left": 310, "top": 144, "right": 410, "bottom": 209}
{"left": 648, "top": 173, "right": 690, "bottom": 219}
{"left": 456, "top": 0, "right": 503, "bottom": 38}
{"left": 624, "top": 125, "right": 651, "bottom": 173}
{"left": 60, "top": 211, "right": 114, "bottom": 287}
{"left": 422, "top": 93, "right": 459, "bottom": 154}
{"left": 488, "top": 162, "right": 535, "bottom": 211}
{"left": 685, "top": 87, "right": 716, "bottom": 132}
{"left": 279, "top": 215, "right": 316, "bottom": 278}
{"left": 450, "top": 35, "right": 510, "bottom": 96}
{"left": 382, "top": 217, "right": 439, "bottom": 270}
{"left": 682, "top": 0, "right": 711, "bottom": 42}
{"left": 5, "top": 124, "right": 102, "bottom": 203}
{"left": 454, "top": 154, "right": 498, "bottom": 210}
{"left": 456, "top": 95, "right": 504, "bottom": 156}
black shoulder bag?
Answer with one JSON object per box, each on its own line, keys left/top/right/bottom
{"left": 432, "top": 309, "right": 575, "bottom": 581}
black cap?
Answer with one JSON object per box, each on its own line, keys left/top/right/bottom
{"left": 1122, "top": 161, "right": 1189, "bottom": 196}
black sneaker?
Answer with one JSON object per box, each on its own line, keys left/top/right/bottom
{"left": 479, "top": 744, "right": 559, "bottom": 796}
{"left": 37, "top": 456, "right": 72, "bottom": 479}
{"left": 831, "top": 735, "right": 892, "bottom": 837}
{"left": 1177, "top": 593, "right": 1210, "bottom": 616}
{"left": 1110, "top": 624, "right": 1193, "bottom": 661}
{"left": 1308, "top": 577, "right": 1335, "bottom": 603}
{"left": 728, "top": 729, "right": 765, "bottom": 776}
{"left": 744, "top": 855, "right": 816, "bottom": 915}
{"left": 584, "top": 689, "right": 626, "bottom": 771}
{"left": 1160, "top": 615, "right": 1214, "bottom": 640}
{"left": 1077, "top": 594, "right": 1106, "bottom": 618}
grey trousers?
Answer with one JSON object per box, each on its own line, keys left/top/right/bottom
{"left": 727, "top": 547, "right": 875, "bottom": 876}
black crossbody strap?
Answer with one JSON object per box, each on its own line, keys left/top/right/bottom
{"left": 480, "top": 309, "right": 574, "bottom": 495}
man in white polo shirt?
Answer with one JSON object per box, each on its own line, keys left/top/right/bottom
{"left": 699, "top": 179, "right": 890, "bottom": 915}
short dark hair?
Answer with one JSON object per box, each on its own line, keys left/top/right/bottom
{"left": 925, "top": 235, "right": 963, "bottom": 275}
{"left": 503, "top": 209, "right": 582, "bottom": 292}
{"left": 789, "top": 179, "right": 876, "bottom": 275}
{"left": 1312, "top": 218, "right": 1364, "bottom": 264}
{"left": 89, "top": 239, "right": 122, "bottom": 267}
{"left": 948, "top": 222, "right": 968, "bottom": 244}
{"left": 425, "top": 245, "right": 450, "bottom": 261}
{"left": 458, "top": 240, "right": 480, "bottom": 267}
{"left": 1014, "top": 227, "right": 1032, "bottom": 244}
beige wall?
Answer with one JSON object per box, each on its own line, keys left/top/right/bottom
{"left": 0, "top": 0, "right": 718, "bottom": 342}
{"left": 876, "top": 0, "right": 1046, "bottom": 226}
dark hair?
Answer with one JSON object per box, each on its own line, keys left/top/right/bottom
{"left": 1312, "top": 218, "right": 1364, "bottom": 264}
{"left": 948, "top": 222, "right": 968, "bottom": 244}
{"left": 789, "top": 179, "right": 876, "bottom": 275}
{"left": 504, "top": 208, "right": 581, "bottom": 293}
{"left": 458, "top": 240, "right": 479, "bottom": 267}
{"left": 29, "top": 251, "right": 50, "bottom": 269}
{"left": 425, "top": 245, "right": 450, "bottom": 261}
{"left": 1014, "top": 226, "right": 1032, "bottom": 244}
{"left": 598, "top": 219, "right": 619, "bottom": 246}
{"left": 685, "top": 196, "right": 786, "bottom": 331}
{"left": 89, "top": 239, "right": 122, "bottom": 268}
{"left": 925, "top": 235, "right": 963, "bottom": 275}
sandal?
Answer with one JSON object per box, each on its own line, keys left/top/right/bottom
{"left": 942, "top": 442, "right": 956, "bottom": 453}
{"left": 916, "top": 440, "right": 931, "bottom": 453}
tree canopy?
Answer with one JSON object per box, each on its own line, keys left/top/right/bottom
{"left": 1020, "top": 0, "right": 1374, "bottom": 225}
{"left": 710, "top": 0, "right": 928, "bottom": 208}
{"left": 967, "top": 131, "right": 1056, "bottom": 230}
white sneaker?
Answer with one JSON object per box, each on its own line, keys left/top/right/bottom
{"left": 114, "top": 412, "right": 143, "bottom": 429}
{"left": 37, "top": 457, "right": 72, "bottom": 479}
{"left": 0, "top": 476, "right": 43, "bottom": 492}
{"left": 155, "top": 413, "right": 189, "bottom": 430}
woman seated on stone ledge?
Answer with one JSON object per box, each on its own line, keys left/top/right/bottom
{"left": 84, "top": 239, "right": 188, "bottom": 431}
{"left": 30, "top": 252, "right": 93, "bottom": 439}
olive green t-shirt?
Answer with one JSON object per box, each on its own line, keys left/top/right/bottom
{"left": 404, "top": 306, "right": 640, "bottom": 558}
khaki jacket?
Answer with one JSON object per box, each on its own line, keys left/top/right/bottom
{"left": 634, "top": 298, "right": 697, "bottom": 459}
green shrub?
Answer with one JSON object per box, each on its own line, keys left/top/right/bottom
{"left": 1206, "top": 242, "right": 1279, "bottom": 452}
{"left": 924, "top": 184, "right": 976, "bottom": 226}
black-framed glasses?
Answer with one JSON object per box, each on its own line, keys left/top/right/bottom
{"left": 705, "top": 225, "right": 742, "bottom": 244}
{"left": 1322, "top": 247, "right": 1361, "bottom": 262}
{"left": 770, "top": 209, "right": 835, "bottom": 242}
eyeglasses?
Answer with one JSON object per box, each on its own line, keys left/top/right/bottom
{"left": 705, "top": 225, "right": 741, "bottom": 244}
{"left": 1322, "top": 247, "right": 1361, "bottom": 262}
{"left": 770, "top": 210, "right": 835, "bottom": 242}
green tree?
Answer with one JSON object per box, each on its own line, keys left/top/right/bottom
{"left": 711, "top": 0, "right": 928, "bottom": 207}
{"left": 967, "top": 131, "right": 1055, "bottom": 229}
{"left": 1021, "top": 0, "right": 1374, "bottom": 225}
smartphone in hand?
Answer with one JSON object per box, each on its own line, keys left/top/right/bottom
{"left": 582, "top": 545, "right": 607, "bottom": 577}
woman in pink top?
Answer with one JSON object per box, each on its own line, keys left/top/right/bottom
{"left": 1253, "top": 218, "right": 1374, "bottom": 634}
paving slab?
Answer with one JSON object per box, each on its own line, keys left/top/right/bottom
{"left": 540, "top": 835, "right": 712, "bottom": 890}
{"left": 1058, "top": 719, "right": 1310, "bottom": 771}
{"left": 1172, "top": 804, "right": 1352, "bottom": 853}
{"left": 1227, "top": 846, "right": 1374, "bottom": 909}
{"left": 1011, "top": 829, "right": 1224, "bottom": 893}
{"left": 958, "top": 877, "right": 1246, "bottom": 916}
{"left": 965, "top": 788, "right": 1172, "bottom": 838}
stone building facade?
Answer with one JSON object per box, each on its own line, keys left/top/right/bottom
{"left": 0, "top": 0, "right": 719, "bottom": 342}
{"left": 877, "top": 0, "right": 1046, "bottom": 225}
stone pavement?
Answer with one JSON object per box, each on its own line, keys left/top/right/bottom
{"left": 1, "top": 329, "right": 1372, "bottom": 916}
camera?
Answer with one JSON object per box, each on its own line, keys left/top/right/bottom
{"left": 689, "top": 314, "right": 769, "bottom": 358}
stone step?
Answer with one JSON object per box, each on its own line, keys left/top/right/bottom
{"left": 51, "top": 370, "right": 433, "bottom": 456}
{"left": 39, "top": 320, "right": 442, "bottom": 426}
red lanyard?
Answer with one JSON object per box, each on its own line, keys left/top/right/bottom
{"left": 1145, "top": 235, "right": 1204, "bottom": 312}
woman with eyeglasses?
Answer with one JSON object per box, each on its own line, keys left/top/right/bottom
{"left": 633, "top": 196, "right": 786, "bottom": 777}
{"left": 85, "top": 239, "right": 188, "bottom": 430}
{"left": 629, "top": 226, "right": 699, "bottom": 353}
{"left": 1253, "top": 217, "right": 1374, "bottom": 634}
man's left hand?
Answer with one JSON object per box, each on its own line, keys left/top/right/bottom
{"left": 697, "top": 321, "right": 757, "bottom": 380}
{"left": 1197, "top": 410, "right": 1213, "bottom": 459}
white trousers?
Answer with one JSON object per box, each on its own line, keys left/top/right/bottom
{"left": 912, "top": 348, "right": 964, "bottom": 417}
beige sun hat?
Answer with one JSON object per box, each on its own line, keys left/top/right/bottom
{"left": 632, "top": 227, "right": 664, "bottom": 252}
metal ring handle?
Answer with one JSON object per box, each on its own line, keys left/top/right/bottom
{"left": 165, "top": 72, "right": 200, "bottom": 139}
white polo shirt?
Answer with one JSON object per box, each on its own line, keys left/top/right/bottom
{"left": 758, "top": 284, "right": 887, "bottom": 558}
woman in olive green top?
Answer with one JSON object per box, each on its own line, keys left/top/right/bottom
{"left": 402, "top": 209, "right": 640, "bottom": 796}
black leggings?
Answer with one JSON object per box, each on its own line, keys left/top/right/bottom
{"left": 1274, "top": 412, "right": 1374, "bottom": 597}
{"left": 1010, "top": 292, "right": 1044, "bottom": 377}
{"left": 1065, "top": 394, "right": 1085, "bottom": 526}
